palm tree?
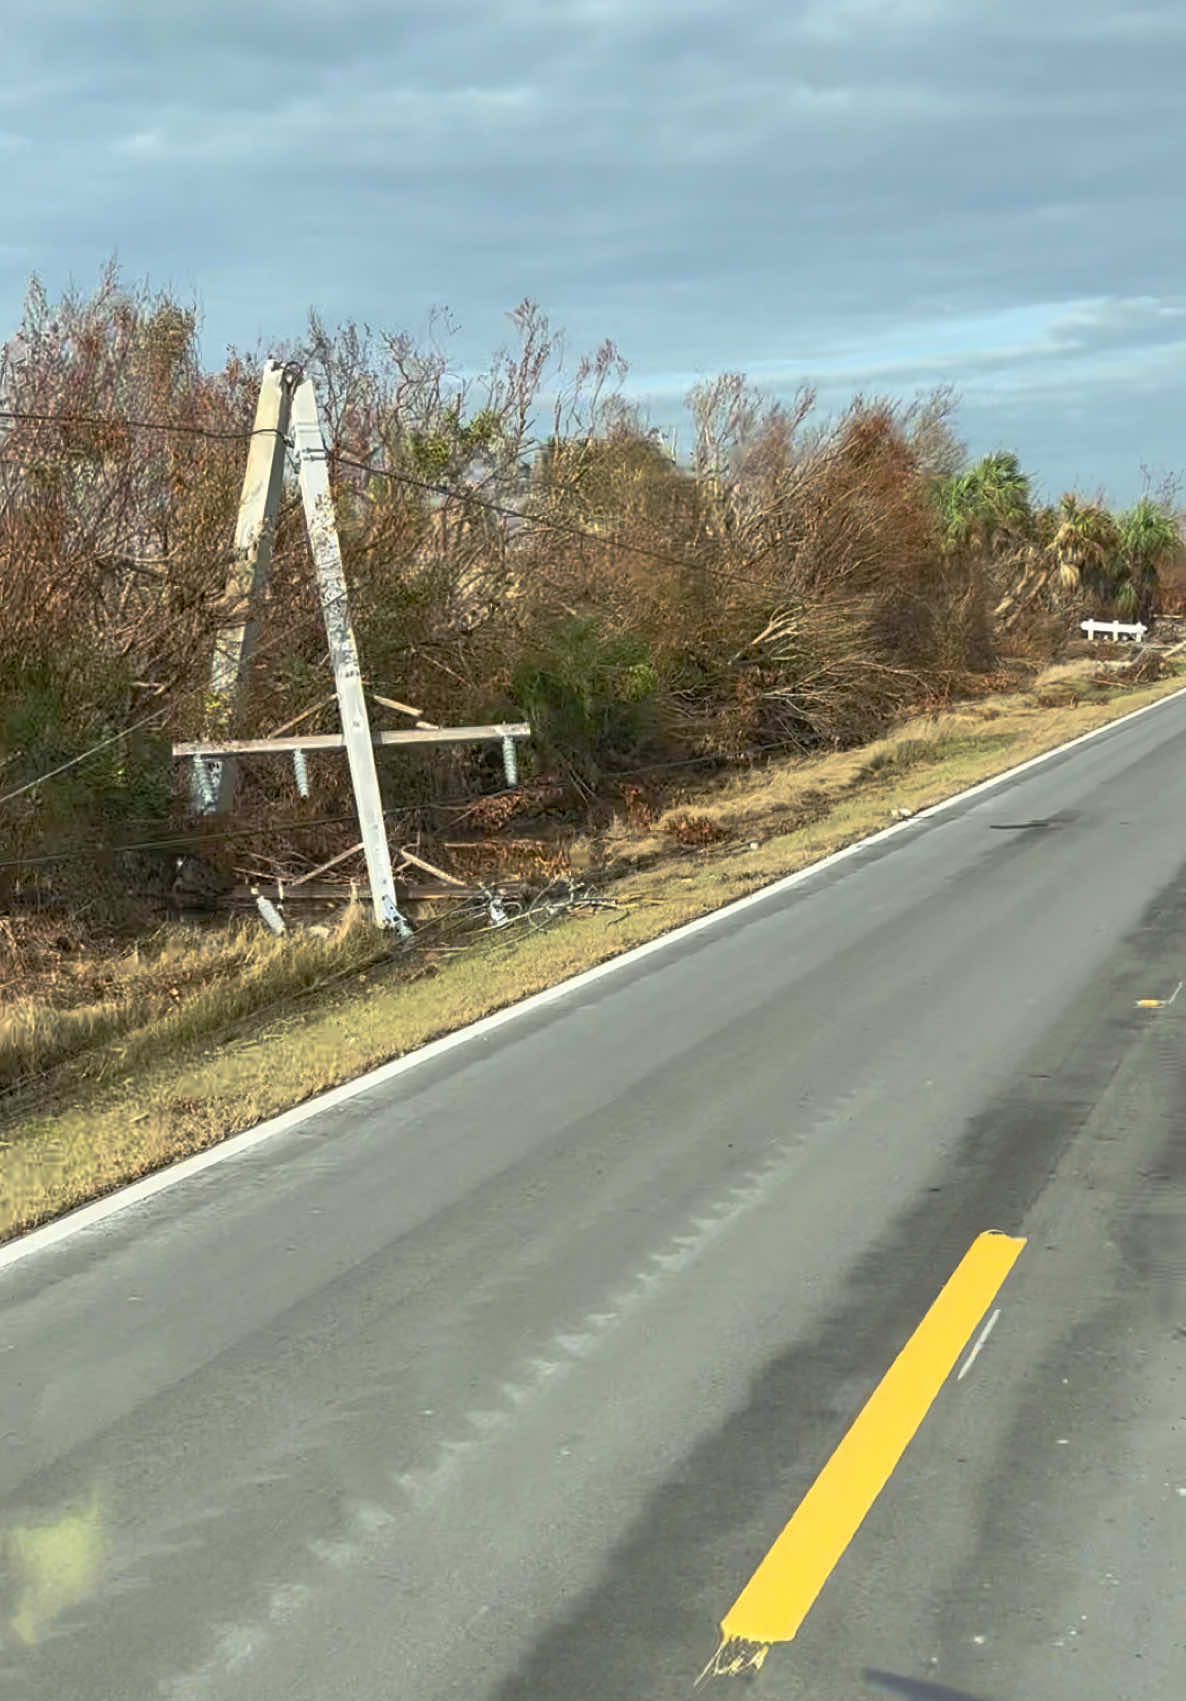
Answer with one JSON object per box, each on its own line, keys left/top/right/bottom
{"left": 933, "top": 451, "right": 1034, "bottom": 556}
{"left": 1049, "top": 493, "right": 1122, "bottom": 604}
{"left": 991, "top": 505, "right": 1058, "bottom": 629}
{"left": 990, "top": 493, "right": 1124, "bottom": 635}
{"left": 1113, "top": 498, "right": 1182, "bottom": 624}
{"left": 934, "top": 453, "right": 1043, "bottom": 646}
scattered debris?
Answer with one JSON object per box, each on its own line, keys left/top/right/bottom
{"left": 483, "top": 887, "right": 510, "bottom": 928}
{"left": 393, "top": 846, "right": 468, "bottom": 887}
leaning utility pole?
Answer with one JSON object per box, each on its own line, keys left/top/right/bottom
{"left": 180, "top": 361, "right": 532, "bottom": 937}
{"left": 192, "top": 359, "right": 296, "bottom": 815}
{"left": 289, "top": 376, "right": 413, "bottom": 939}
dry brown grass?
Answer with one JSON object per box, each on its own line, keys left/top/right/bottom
{"left": 0, "top": 904, "right": 384, "bottom": 1111}
{"left": 3, "top": 660, "right": 1185, "bottom": 1246}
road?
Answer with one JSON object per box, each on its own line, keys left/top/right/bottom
{"left": 2, "top": 692, "right": 1185, "bottom": 1700}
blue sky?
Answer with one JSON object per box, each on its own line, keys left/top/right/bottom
{"left": 2, "top": 0, "right": 1184, "bottom": 510}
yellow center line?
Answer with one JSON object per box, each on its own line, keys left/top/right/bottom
{"left": 698, "top": 1229, "right": 1026, "bottom": 1683}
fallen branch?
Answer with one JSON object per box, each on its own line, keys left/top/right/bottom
{"left": 288, "top": 841, "right": 365, "bottom": 887}
{"left": 393, "top": 845, "right": 468, "bottom": 887}
{"left": 372, "top": 691, "right": 439, "bottom": 728}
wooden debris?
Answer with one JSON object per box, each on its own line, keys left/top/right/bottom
{"left": 392, "top": 846, "right": 468, "bottom": 887}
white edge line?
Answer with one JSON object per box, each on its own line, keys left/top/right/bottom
{"left": 957, "top": 1307, "right": 1001, "bottom": 1381}
{"left": 3, "top": 680, "right": 1185, "bottom": 1274}
{"left": 1169, "top": 980, "right": 1183, "bottom": 1005}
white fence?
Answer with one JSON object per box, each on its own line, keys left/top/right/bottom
{"left": 1081, "top": 619, "right": 1147, "bottom": 643}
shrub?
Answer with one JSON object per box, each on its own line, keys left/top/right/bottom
{"left": 662, "top": 813, "right": 730, "bottom": 848}
{"left": 510, "top": 616, "right": 660, "bottom": 785}
{"left": 0, "top": 646, "right": 175, "bottom": 829}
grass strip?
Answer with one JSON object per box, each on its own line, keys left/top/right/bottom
{"left": 3, "top": 664, "right": 1184, "bottom": 1244}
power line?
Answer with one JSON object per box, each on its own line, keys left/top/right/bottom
{"left": 0, "top": 810, "right": 370, "bottom": 871}
{"left": 2, "top": 400, "right": 803, "bottom": 594}
{"left": 0, "top": 405, "right": 261, "bottom": 444}
{"left": 0, "top": 401, "right": 835, "bottom": 861}
{"left": 0, "top": 729, "right": 844, "bottom": 875}
{"left": 0, "top": 706, "right": 171, "bottom": 809}
{"left": 0, "top": 596, "right": 330, "bottom": 817}
{"left": 0, "top": 787, "right": 513, "bottom": 872}
{"left": 329, "top": 448, "right": 784, "bottom": 589}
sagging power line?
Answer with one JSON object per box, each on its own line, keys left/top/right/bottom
{"left": 0, "top": 375, "right": 827, "bottom": 881}
{"left": 1, "top": 396, "right": 802, "bottom": 595}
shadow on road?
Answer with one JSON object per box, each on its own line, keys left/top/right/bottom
{"left": 864, "top": 1668, "right": 992, "bottom": 1700}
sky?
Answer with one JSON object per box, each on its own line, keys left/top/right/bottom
{"left": 2, "top": 0, "right": 1184, "bottom": 511}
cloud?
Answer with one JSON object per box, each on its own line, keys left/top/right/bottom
{"left": 101, "top": 83, "right": 541, "bottom": 169}
{"left": 110, "top": 129, "right": 166, "bottom": 157}
{"left": 793, "top": 0, "right": 953, "bottom": 43}
{"left": 1, "top": 0, "right": 1183, "bottom": 508}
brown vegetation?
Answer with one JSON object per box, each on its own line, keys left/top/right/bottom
{"left": 1, "top": 261, "right": 1182, "bottom": 982}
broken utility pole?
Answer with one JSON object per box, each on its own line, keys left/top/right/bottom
{"left": 179, "top": 361, "right": 533, "bottom": 937}
{"left": 192, "top": 359, "right": 296, "bottom": 816}
{"left": 289, "top": 376, "right": 413, "bottom": 939}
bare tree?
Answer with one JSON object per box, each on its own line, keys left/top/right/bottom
{"left": 900, "top": 384, "right": 967, "bottom": 483}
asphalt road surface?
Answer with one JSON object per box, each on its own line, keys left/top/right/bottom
{"left": 3, "top": 692, "right": 1185, "bottom": 1701}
